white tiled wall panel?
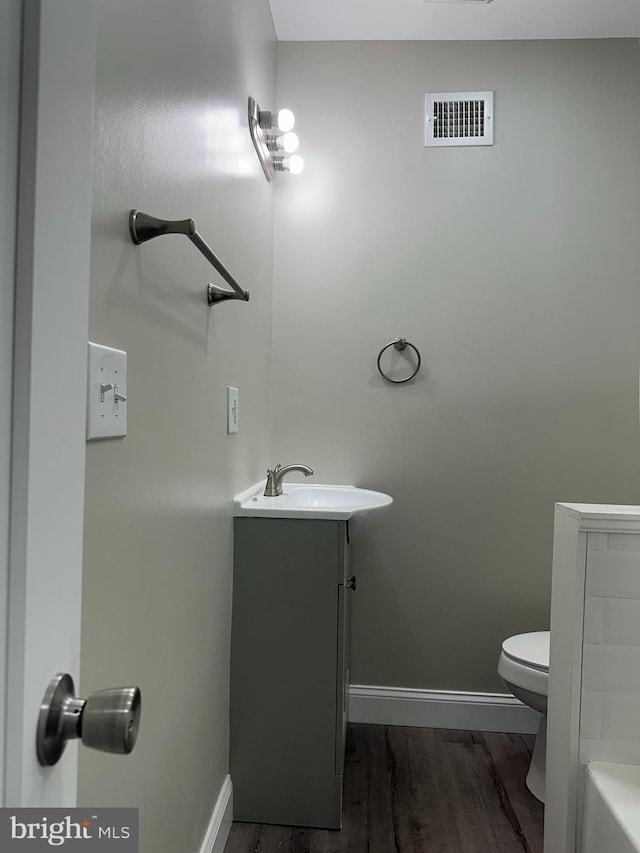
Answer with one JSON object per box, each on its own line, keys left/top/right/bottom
{"left": 583, "top": 597, "right": 604, "bottom": 645}
{"left": 587, "top": 533, "right": 609, "bottom": 551}
{"left": 608, "top": 534, "right": 640, "bottom": 553}
{"left": 603, "top": 599, "right": 640, "bottom": 646}
{"left": 580, "top": 532, "right": 640, "bottom": 763}
{"left": 582, "top": 644, "right": 640, "bottom": 694}
{"left": 580, "top": 690, "right": 604, "bottom": 740}
{"left": 586, "top": 550, "right": 640, "bottom": 599}
{"left": 579, "top": 740, "right": 640, "bottom": 765}
{"left": 602, "top": 694, "right": 640, "bottom": 741}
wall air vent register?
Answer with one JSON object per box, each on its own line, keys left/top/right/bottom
{"left": 425, "top": 91, "right": 494, "bottom": 147}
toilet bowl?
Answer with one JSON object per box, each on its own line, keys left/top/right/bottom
{"left": 498, "top": 631, "right": 549, "bottom": 803}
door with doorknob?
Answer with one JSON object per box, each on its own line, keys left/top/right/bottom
{"left": 1, "top": 0, "right": 129, "bottom": 808}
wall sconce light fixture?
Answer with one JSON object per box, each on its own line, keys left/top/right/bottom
{"left": 248, "top": 96, "right": 304, "bottom": 182}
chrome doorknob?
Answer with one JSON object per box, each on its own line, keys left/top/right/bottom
{"left": 37, "top": 672, "right": 141, "bottom": 766}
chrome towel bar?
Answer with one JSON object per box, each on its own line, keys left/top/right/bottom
{"left": 129, "top": 210, "right": 250, "bottom": 307}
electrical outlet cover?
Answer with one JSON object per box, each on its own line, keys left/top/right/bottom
{"left": 227, "top": 386, "right": 239, "bottom": 434}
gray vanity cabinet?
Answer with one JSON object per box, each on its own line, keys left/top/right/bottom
{"left": 230, "top": 517, "right": 352, "bottom": 829}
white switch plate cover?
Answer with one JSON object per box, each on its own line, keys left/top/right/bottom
{"left": 227, "top": 386, "right": 239, "bottom": 434}
{"left": 87, "top": 342, "right": 128, "bottom": 440}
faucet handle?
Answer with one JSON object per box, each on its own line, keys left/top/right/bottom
{"left": 264, "top": 463, "right": 291, "bottom": 497}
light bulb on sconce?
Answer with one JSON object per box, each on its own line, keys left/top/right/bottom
{"left": 286, "top": 155, "right": 304, "bottom": 174}
{"left": 266, "top": 132, "right": 299, "bottom": 154}
{"left": 281, "top": 132, "right": 299, "bottom": 153}
{"left": 276, "top": 108, "right": 295, "bottom": 132}
{"left": 257, "top": 106, "right": 296, "bottom": 133}
{"left": 248, "top": 96, "right": 304, "bottom": 182}
{"left": 274, "top": 154, "right": 304, "bottom": 175}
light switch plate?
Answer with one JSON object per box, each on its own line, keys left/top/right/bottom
{"left": 227, "top": 386, "right": 239, "bottom": 434}
{"left": 87, "top": 342, "right": 128, "bottom": 440}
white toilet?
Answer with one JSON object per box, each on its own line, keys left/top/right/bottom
{"left": 497, "top": 630, "right": 550, "bottom": 803}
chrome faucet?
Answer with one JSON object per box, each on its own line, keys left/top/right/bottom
{"left": 264, "top": 463, "right": 314, "bottom": 497}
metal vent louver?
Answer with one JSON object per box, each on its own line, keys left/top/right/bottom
{"left": 425, "top": 91, "right": 493, "bottom": 147}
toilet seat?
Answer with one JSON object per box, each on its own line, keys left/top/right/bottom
{"left": 502, "top": 631, "right": 549, "bottom": 672}
{"left": 498, "top": 631, "right": 550, "bottom": 700}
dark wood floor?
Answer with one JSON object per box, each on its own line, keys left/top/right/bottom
{"left": 224, "top": 724, "right": 544, "bottom": 853}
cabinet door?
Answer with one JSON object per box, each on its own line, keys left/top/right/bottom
{"left": 231, "top": 518, "right": 344, "bottom": 828}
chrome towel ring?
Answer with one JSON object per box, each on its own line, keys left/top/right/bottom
{"left": 377, "top": 337, "right": 421, "bottom": 384}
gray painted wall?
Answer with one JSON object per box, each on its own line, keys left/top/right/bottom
{"left": 272, "top": 40, "right": 640, "bottom": 692}
{"left": 79, "top": 1, "right": 276, "bottom": 849}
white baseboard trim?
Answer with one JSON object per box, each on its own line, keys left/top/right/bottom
{"left": 348, "top": 685, "right": 540, "bottom": 734}
{"left": 199, "top": 774, "right": 233, "bottom": 853}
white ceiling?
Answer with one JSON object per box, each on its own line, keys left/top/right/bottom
{"left": 268, "top": 0, "right": 640, "bottom": 42}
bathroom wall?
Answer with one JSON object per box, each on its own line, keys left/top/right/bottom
{"left": 272, "top": 40, "right": 640, "bottom": 692}
{"left": 79, "top": 1, "right": 276, "bottom": 850}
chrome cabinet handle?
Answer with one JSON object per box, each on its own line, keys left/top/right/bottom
{"left": 37, "top": 672, "right": 141, "bottom": 766}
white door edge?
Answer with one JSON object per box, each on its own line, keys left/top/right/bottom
{"left": 4, "top": 0, "right": 97, "bottom": 807}
{"left": 0, "top": 0, "right": 22, "bottom": 810}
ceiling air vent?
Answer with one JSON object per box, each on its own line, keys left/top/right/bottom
{"left": 425, "top": 91, "right": 493, "bottom": 147}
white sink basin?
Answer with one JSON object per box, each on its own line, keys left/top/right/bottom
{"left": 233, "top": 482, "right": 392, "bottom": 520}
